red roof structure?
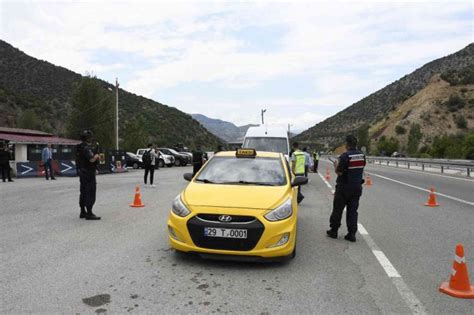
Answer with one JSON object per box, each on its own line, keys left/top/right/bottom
{"left": 0, "top": 127, "right": 80, "bottom": 145}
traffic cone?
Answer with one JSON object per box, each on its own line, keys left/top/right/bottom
{"left": 130, "top": 186, "right": 145, "bottom": 208}
{"left": 325, "top": 167, "right": 331, "bottom": 181}
{"left": 439, "top": 244, "right": 474, "bottom": 299}
{"left": 365, "top": 174, "right": 373, "bottom": 186}
{"left": 424, "top": 187, "right": 439, "bottom": 207}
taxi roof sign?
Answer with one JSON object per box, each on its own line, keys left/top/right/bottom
{"left": 236, "top": 148, "right": 257, "bottom": 158}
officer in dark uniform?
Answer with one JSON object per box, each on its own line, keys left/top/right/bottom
{"left": 192, "top": 145, "right": 204, "bottom": 176}
{"left": 76, "top": 130, "right": 101, "bottom": 220}
{"left": 326, "top": 135, "right": 366, "bottom": 242}
{"left": 0, "top": 141, "right": 13, "bottom": 182}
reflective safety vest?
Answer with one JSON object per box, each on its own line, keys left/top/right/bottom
{"left": 293, "top": 150, "right": 306, "bottom": 175}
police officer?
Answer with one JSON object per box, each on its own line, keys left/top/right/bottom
{"left": 312, "top": 150, "right": 319, "bottom": 173}
{"left": 192, "top": 145, "right": 204, "bottom": 176}
{"left": 327, "top": 135, "right": 366, "bottom": 242}
{"left": 0, "top": 141, "right": 13, "bottom": 182}
{"left": 76, "top": 130, "right": 101, "bottom": 220}
{"left": 291, "top": 142, "right": 306, "bottom": 204}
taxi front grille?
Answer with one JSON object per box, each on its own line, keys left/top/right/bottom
{"left": 196, "top": 214, "right": 256, "bottom": 223}
{"left": 187, "top": 216, "right": 264, "bottom": 251}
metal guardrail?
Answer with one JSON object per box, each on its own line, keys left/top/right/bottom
{"left": 366, "top": 156, "right": 474, "bottom": 177}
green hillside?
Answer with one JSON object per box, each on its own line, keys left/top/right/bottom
{"left": 0, "top": 40, "right": 222, "bottom": 150}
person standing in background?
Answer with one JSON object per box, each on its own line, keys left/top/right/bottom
{"left": 0, "top": 142, "right": 13, "bottom": 182}
{"left": 143, "top": 143, "right": 159, "bottom": 187}
{"left": 302, "top": 147, "right": 313, "bottom": 177}
{"left": 42, "top": 143, "right": 56, "bottom": 180}
{"left": 312, "top": 150, "right": 319, "bottom": 173}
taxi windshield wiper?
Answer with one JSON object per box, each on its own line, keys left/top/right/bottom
{"left": 223, "top": 180, "right": 278, "bottom": 186}
{"left": 195, "top": 178, "right": 218, "bottom": 184}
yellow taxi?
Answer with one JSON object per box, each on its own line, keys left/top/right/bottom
{"left": 167, "top": 149, "right": 308, "bottom": 261}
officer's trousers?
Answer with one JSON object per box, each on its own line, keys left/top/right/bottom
{"left": 193, "top": 163, "right": 203, "bottom": 176}
{"left": 1, "top": 163, "right": 12, "bottom": 182}
{"left": 330, "top": 184, "right": 362, "bottom": 234}
{"left": 79, "top": 169, "right": 96, "bottom": 212}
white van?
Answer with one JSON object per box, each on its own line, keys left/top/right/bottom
{"left": 242, "top": 126, "right": 290, "bottom": 158}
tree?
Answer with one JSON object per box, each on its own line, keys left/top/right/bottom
{"left": 407, "top": 123, "right": 422, "bottom": 155}
{"left": 376, "top": 136, "right": 399, "bottom": 156}
{"left": 357, "top": 124, "right": 370, "bottom": 153}
{"left": 17, "top": 109, "right": 42, "bottom": 130}
{"left": 67, "top": 76, "right": 114, "bottom": 148}
{"left": 121, "top": 119, "right": 149, "bottom": 152}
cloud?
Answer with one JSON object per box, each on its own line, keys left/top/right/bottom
{"left": 1, "top": 0, "right": 472, "bottom": 130}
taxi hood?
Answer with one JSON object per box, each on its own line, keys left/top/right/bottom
{"left": 183, "top": 182, "right": 290, "bottom": 210}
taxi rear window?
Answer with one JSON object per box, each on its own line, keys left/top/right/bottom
{"left": 195, "top": 156, "right": 286, "bottom": 186}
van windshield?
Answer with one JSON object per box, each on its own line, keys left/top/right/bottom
{"left": 243, "top": 137, "right": 288, "bottom": 154}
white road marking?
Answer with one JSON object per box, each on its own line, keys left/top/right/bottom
{"left": 357, "top": 223, "right": 369, "bottom": 235}
{"left": 317, "top": 173, "right": 427, "bottom": 315}
{"left": 367, "top": 162, "right": 474, "bottom": 182}
{"left": 373, "top": 250, "right": 401, "bottom": 278}
{"left": 368, "top": 172, "right": 474, "bottom": 206}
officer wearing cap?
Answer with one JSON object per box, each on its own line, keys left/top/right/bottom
{"left": 326, "top": 135, "right": 366, "bottom": 242}
{"left": 76, "top": 130, "right": 101, "bottom": 220}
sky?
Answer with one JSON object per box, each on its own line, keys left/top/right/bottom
{"left": 1, "top": 0, "right": 473, "bottom": 133}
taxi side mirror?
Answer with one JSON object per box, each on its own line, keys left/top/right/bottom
{"left": 291, "top": 176, "right": 308, "bottom": 187}
{"left": 183, "top": 173, "right": 193, "bottom": 182}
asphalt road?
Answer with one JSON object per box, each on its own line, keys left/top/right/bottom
{"left": 1, "top": 164, "right": 473, "bottom": 314}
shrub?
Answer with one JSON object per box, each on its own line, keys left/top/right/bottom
{"left": 444, "top": 95, "right": 465, "bottom": 112}
{"left": 377, "top": 136, "right": 399, "bottom": 156}
{"left": 455, "top": 116, "right": 468, "bottom": 129}
{"left": 395, "top": 125, "right": 406, "bottom": 135}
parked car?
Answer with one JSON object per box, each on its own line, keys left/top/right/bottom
{"left": 136, "top": 148, "right": 175, "bottom": 168}
{"left": 158, "top": 148, "right": 190, "bottom": 166}
{"left": 126, "top": 152, "right": 142, "bottom": 169}
{"left": 172, "top": 147, "right": 193, "bottom": 162}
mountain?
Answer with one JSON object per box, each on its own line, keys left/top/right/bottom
{"left": 0, "top": 40, "right": 222, "bottom": 149}
{"left": 191, "top": 114, "right": 258, "bottom": 142}
{"left": 294, "top": 43, "right": 474, "bottom": 149}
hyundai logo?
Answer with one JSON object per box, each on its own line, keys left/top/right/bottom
{"left": 218, "top": 215, "right": 232, "bottom": 222}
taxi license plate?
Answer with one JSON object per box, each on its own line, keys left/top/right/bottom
{"left": 204, "top": 227, "right": 247, "bottom": 239}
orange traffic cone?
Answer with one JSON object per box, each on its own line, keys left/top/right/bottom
{"left": 439, "top": 244, "right": 474, "bottom": 299}
{"left": 425, "top": 187, "right": 439, "bottom": 207}
{"left": 365, "top": 174, "right": 373, "bottom": 186}
{"left": 325, "top": 167, "right": 331, "bottom": 181}
{"left": 130, "top": 186, "right": 145, "bottom": 208}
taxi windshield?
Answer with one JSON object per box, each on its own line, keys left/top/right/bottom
{"left": 195, "top": 156, "right": 286, "bottom": 186}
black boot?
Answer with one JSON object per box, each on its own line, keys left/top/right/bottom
{"left": 326, "top": 229, "right": 338, "bottom": 239}
{"left": 85, "top": 212, "right": 101, "bottom": 220}
{"left": 80, "top": 208, "right": 87, "bottom": 219}
{"left": 344, "top": 233, "right": 356, "bottom": 242}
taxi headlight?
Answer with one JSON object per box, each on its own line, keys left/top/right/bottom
{"left": 264, "top": 198, "right": 292, "bottom": 222}
{"left": 172, "top": 195, "right": 191, "bottom": 217}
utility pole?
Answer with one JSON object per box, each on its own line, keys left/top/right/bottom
{"left": 261, "top": 109, "right": 267, "bottom": 125}
{"left": 288, "top": 123, "right": 292, "bottom": 136}
{"left": 115, "top": 77, "right": 119, "bottom": 150}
